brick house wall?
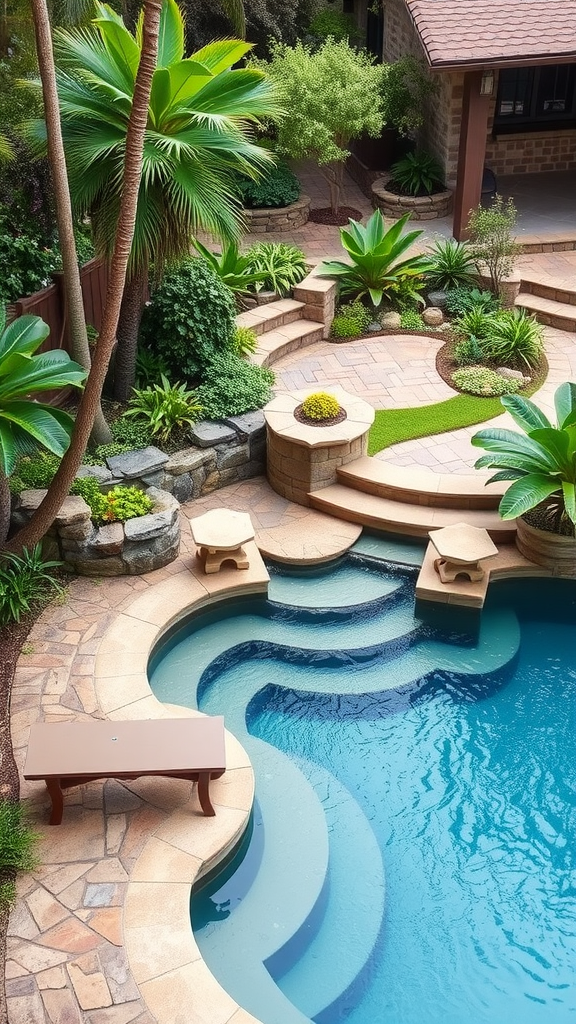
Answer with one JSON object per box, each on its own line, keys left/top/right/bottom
{"left": 378, "top": 0, "right": 576, "bottom": 183}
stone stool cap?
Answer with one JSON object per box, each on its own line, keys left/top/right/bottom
{"left": 428, "top": 522, "right": 498, "bottom": 564}
{"left": 189, "top": 508, "right": 255, "bottom": 550}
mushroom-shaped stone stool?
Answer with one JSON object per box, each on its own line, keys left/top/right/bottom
{"left": 429, "top": 522, "right": 498, "bottom": 583}
{"left": 189, "top": 508, "right": 255, "bottom": 574}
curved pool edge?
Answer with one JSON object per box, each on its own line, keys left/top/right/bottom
{"left": 94, "top": 541, "right": 271, "bottom": 1024}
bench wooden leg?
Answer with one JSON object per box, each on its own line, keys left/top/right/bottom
{"left": 45, "top": 778, "right": 64, "bottom": 825}
{"left": 197, "top": 772, "right": 215, "bottom": 816}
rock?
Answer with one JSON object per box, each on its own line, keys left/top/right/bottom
{"left": 200, "top": 470, "right": 221, "bottom": 494}
{"left": 367, "top": 321, "right": 382, "bottom": 332}
{"left": 427, "top": 290, "right": 449, "bottom": 310}
{"left": 17, "top": 489, "right": 49, "bottom": 515}
{"left": 140, "top": 470, "right": 165, "bottom": 488}
{"left": 255, "top": 291, "right": 279, "bottom": 305}
{"left": 222, "top": 410, "right": 266, "bottom": 440}
{"left": 54, "top": 496, "right": 92, "bottom": 528}
{"left": 172, "top": 473, "right": 193, "bottom": 503}
{"left": 91, "top": 522, "right": 124, "bottom": 555}
{"left": 76, "top": 465, "right": 112, "bottom": 484}
{"left": 190, "top": 421, "right": 237, "bottom": 448}
{"left": 123, "top": 489, "right": 178, "bottom": 542}
{"left": 122, "top": 521, "right": 180, "bottom": 575}
{"left": 145, "top": 486, "right": 180, "bottom": 515}
{"left": 165, "top": 448, "right": 212, "bottom": 475}
{"left": 497, "top": 366, "right": 530, "bottom": 382}
{"left": 68, "top": 555, "right": 125, "bottom": 577}
{"left": 380, "top": 311, "right": 402, "bottom": 330}
{"left": 216, "top": 443, "right": 250, "bottom": 471}
{"left": 58, "top": 519, "right": 94, "bottom": 541}
{"left": 422, "top": 306, "right": 444, "bottom": 326}
{"left": 105, "top": 446, "right": 168, "bottom": 479}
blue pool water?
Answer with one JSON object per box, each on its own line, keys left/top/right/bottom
{"left": 149, "top": 541, "right": 576, "bottom": 1024}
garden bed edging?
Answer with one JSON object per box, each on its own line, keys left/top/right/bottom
{"left": 372, "top": 176, "right": 452, "bottom": 220}
{"left": 242, "top": 194, "right": 311, "bottom": 233}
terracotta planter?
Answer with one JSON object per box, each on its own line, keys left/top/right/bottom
{"left": 516, "top": 516, "right": 576, "bottom": 577}
{"left": 372, "top": 176, "right": 452, "bottom": 221}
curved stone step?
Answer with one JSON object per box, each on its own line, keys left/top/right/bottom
{"left": 515, "top": 292, "right": 576, "bottom": 332}
{"left": 308, "top": 484, "right": 516, "bottom": 542}
{"left": 337, "top": 457, "right": 506, "bottom": 510}
{"left": 252, "top": 319, "right": 324, "bottom": 367}
{"left": 236, "top": 298, "right": 305, "bottom": 337}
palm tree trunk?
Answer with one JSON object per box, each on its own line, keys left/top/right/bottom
{"left": 30, "top": 0, "right": 112, "bottom": 447}
{"left": 5, "top": 0, "right": 162, "bottom": 555}
{"left": 113, "top": 267, "right": 146, "bottom": 403}
{"left": 0, "top": 471, "right": 10, "bottom": 547}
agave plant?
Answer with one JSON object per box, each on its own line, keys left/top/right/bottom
{"left": 426, "top": 239, "right": 477, "bottom": 291}
{"left": 472, "top": 382, "right": 576, "bottom": 530}
{"left": 192, "top": 239, "right": 267, "bottom": 300}
{"left": 481, "top": 308, "right": 544, "bottom": 369}
{"left": 317, "top": 210, "right": 431, "bottom": 308}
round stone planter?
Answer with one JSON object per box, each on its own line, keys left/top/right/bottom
{"left": 264, "top": 387, "right": 375, "bottom": 507}
{"left": 243, "top": 194, "right": 311, "bottom": 233}
{"left": 516, "top": 516, "right": 576, "bottom": 577}
{"left": 372, "top": 177, "right": 452, "bottom": 221}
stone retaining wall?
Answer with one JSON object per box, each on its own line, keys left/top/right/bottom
{"left": 243, "top": 194, "right": 311, "bottom": 233}
{"left": 372, "top": 177, "right": 452, "bottom": 220}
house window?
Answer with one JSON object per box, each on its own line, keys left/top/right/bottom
{"left": 494, "top": 64, "right": 576, "bottom": 132}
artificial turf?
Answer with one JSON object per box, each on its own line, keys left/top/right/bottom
{"left": 367, "top": 394, "right": 505, "bottom": 455}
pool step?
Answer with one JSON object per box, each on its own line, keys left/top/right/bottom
{"left": 515, "top": 291, "right": 576, "bottom": 332}
{"left": 236, "top": 298, "right": 306, "bottom": 337}
{"left": 308, "top": 484, "right": 516, "bottom": 543}
{"left": 337, "top": 458, "right": 506, "bottom": 511}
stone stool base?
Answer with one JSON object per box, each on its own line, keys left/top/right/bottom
{"left": 196, "top": 545, "right": 250, "bottom": 574}
{"left": 434, "top": 557, "right": 485, "bottom": 583}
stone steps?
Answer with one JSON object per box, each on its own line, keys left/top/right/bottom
{"left": 520, "top": 275, "right": 576, "bottom": 307}
{"left": 253, "top": 319, "right": 325, "bottom": 368}
{"left": 336, "top": 457, "right": 507, "bottom": 511}
{"left": 308, "top": 483, "right": 516, "bottom": 543}
{"left": 236, "top": 298, "right": 306, "bottom": 337}
{"left": 515, "top": 291, "right": 576, "bottom": 332}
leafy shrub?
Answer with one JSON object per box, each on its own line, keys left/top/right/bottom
{"left": 481, "top": 308, "right": 544, "bottom": 369}
{"left": 192, "top": 240, "right": 267, "bottom": 298}
{"left": 125, "top": 375, "right": 202, "bottom": 443}
{"left": 234, "top": 326, "right": 258, "bottom": 357}
{"left": 307, "top": 8, "right": 360, "bottom": 42}
{"left": 331, "top": 300, "right": 371, "bottom": 338}
{"left": 427, "top": 240, "right": 477, "bottom": 291}
{"left": 467, "top": 195, "right": 522, "bottom": 295}
{"left": 389, "top": 151, "right": 444, "bottom": 196}
{"left": 301, "top": 391, "right": 341, "bottom": 420}
{"left": 389, "top": 274, "right": 426, "bottom": 310}
{"left": 135, "top": 346, "right": 169, "bottom": 388}
{"left": 0, "top": 801, "right": 39, "bottom": 910}
{"left": 82, "top": 418, "right": 153, "bottom": 466}
{"left": 70, "top": 478, "right": 153, "bottom": 525}
{"left": 196, "top": 353, "right": 275, "bottom": 420}
{"left": 235, "top": 161, "right": 300, "bottom": 209}
{"left": 9, "top": 450, "right": 61, "bottom": 494}
{"left": 318, "top": 210, "right": 430, "bottom": 307}
{"left": 0, "top": 232, "right": 59, "bottom": 304}
{"left": 244, "top": 243, "right": 308, "bottom": 296}
{"left": 445, "top": 287, "right": 500, "bottom": 318}
{"left": 400, "top": 309, "right": 426, "bottom": 330}
{"left": 0, "top": 545, "right": 63, "bottom": 625}
{"left": 452, "top": 366, "right": 521, "bottom": 397}
{"left": 454, "top": 305, "right": 495, "bottom": 341}
{"left": 139, "top": 258, "right": 236, "bottom": 379}
{"left": 454, "top": 336, "right": 486, "bottom": 367}
{"left": 380, "top": 55, "right": 434, "bottom": 136}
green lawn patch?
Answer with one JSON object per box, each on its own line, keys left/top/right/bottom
{"left": 368, "top": 394, "right": 506, "bottom": 455}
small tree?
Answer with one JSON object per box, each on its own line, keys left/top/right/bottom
{"left": 467, "top": 195, "right": 522, "bottom": 296}
{"left": 255, "top": 37, "right": 385, "bottom": 215}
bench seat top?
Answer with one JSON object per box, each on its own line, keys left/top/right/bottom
{"left": 23, "top": 717, "right": 225, "bottom": 780}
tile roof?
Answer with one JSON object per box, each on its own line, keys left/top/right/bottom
{"left": 405, "top": 0, "right": 576, "bottom": 68}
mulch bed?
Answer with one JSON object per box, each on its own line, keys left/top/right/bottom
{"left": 309, "top": 206, "right": 362, "bottom": 225}
{"left": 294, "top": 404, "right": 347, "bottom": 427}
{"left": 434, "top": 336, "right": 549, "bottom": 397}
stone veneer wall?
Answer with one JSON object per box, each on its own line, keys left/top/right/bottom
{"left": 372, "top": 177, "right": 452, "bottom": 219}
{"left": 267, "top": 430, "right": 368, "bottom": 506}
{"left": 242, "top": 195, "right": 311, "bottom": 233}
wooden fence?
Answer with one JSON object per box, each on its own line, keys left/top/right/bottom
{"left": 10, "top": 258, "right": 108, "bottom": 405}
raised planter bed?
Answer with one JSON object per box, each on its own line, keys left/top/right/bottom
{"left": 372, "top": 176, "right": 452, "bottom": 221}
{"left": 515, "top": 517, "right": 576, "bottom": 577}
{"left": 243, "top": 194, "right": 311, "bottom": 233}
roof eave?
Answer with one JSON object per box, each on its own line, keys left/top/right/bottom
{"left": 427, "top": 53, "right": 576, "bottom": 73}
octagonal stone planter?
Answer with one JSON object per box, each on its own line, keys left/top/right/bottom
{"left": 264, "top": 387, "right": 375, "bottom": 506}
{"left": 372, "top": 177, "right": 452, "bottom": 221}
{"left": 242, "top": 194, "right": 311, "bottom": 233}
{"left": 14, "top": 486, "right": 181, "bottom": 576}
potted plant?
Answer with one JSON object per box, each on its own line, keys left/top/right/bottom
{"left": 472, "top": 383, "right": 576, "bottom": 576}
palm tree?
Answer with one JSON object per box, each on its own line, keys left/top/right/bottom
{"left": 39, "top": 0, "right": 279, "bottom": 401}
{"left": 30, "top": 0, "right": 111, "bottom": 444}
{"left": 7, "top": 0, "right": 162, "bottom": 554}
{"left": 0, "top": 311, "right": 86, "bottom": 543}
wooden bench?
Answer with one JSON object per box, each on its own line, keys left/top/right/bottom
{"left": 23, "top": 717, "right": 226, "bottom": 825}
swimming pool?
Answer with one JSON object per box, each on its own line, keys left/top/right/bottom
{"left": 149, "top": 537, "right": 576, "bottom": 1024}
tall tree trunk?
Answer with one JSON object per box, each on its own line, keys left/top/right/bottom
{"left": 0, "top": 472, "right": 10, "bottom": 547}
{"left": 30, "top": 0, "right": 112, "bottom": 447}
{"left": 113, "top": 267, "right": 146, "bottom": 403}
{"left": 5, "top": 0, "right": 162, "bottom": 555}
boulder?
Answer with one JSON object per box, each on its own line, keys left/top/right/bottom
{"left": 427, "top": 290, "right": 449, "bottom": 310}
{"left": 422, "top": 307, "right": 444, "bottom": 326}
{"left": 380, "top": 311, "right": 402, "bottom": 330}
{"left": 106, "top": 446, "right": 168, "bottom": 479}
{"left": 190, "top": 421, "right": 237, "bottom": 448}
